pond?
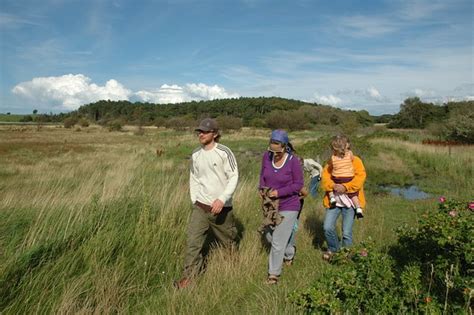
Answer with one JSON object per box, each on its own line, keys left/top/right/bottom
{"left": 380, "top": 185, "right": 432, "bottom": 200}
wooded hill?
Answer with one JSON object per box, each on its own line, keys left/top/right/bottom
{"left": 72, "top": 97, "right": 374, "bottom": 131}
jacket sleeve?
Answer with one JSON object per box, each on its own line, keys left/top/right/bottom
{"left": 342, "top": 156, "right": 366, "bottom": 193}
{"left": 217, "top": 149, "right": 239, "bottom": 203}
{"left": 277, "top": 156, "right": 304, "bottom": 198}
{"left": 189, "top": 153, "right": 199, "bottom": 204}
{"left": 320, "top": 160, "right": 335, "bottom": 192}
{"left": 303, "top": 158, "right": 323, "bottom": 178}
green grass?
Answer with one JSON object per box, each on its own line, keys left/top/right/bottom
{"left": 0, "top": 114, "right": 35, "bottom": 122}
{"left": 0, "top": 126, "right": 472, "bottom": 313}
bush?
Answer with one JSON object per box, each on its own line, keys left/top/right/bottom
{"left": 265, "top": 110, "right": 310, "bottom": 131}
{"left": 19, "top": 115, "right": 33, "bottom": 122}
{"left": 289, "top": 241, "right": 401, "bottom": 314}
{"left": 394, "top": 198, "right": 474, "bottom": 311}
{"left": 290, "top": 199, "right": 473, "bottom": 314}
{"left": 63, "top": 117, "right": 78, "bottom": 129}
{"left": 107, "top": 120, "right": 124, "bottom": 132}
{"left": 78, "top": 118, "right": 89, "bottom": 127}
{"left": 163, "top": 116, "right": 195, "bottom": 131}
{"left": 215, "top": 115, "right": 242, "bottom": 131}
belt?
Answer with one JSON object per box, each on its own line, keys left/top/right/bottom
{"left": 195, "top": 200, "right": 232, "bottom": 212}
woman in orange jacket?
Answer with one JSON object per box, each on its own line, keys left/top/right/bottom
{"left": 320, "top": 135, "right": 366, "bottom": 260}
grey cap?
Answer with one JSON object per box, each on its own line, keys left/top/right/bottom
{"left": 195, "top": 118, "right": 218, "bottom": 132}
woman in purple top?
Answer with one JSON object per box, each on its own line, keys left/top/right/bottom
{"left": 259, "top": 129, "right": 304, "bottom": 284}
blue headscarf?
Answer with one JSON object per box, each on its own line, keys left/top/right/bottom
{"left": 270, "top": 129, "right": 293, "bottom": 154}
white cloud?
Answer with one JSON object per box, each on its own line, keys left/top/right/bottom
{"left": 12, "top": 75, "right": 239, "bottom": 109}
{"left": 135, "top": 83, "right": 239, "bottom": 104}
{"left": 367, "top": 86, "right": 382, "bottom": 99}
{"left": 12, "top": 74, "right": 132, "bottom": 110}
{"left": 311, "top": 93, "right": 342, "bottom": 106}
{"left": 336, "top": 15, "right": 399, "bottom": 38}
{"left": 401, "top": 84, "right": 474, "bottom": 104}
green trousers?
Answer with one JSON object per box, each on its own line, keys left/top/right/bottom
{"left": 182, "top": 204, "right": 237, "bottom": 278}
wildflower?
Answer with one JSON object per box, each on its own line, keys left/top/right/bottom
{"left": 448, "top": 210, "right": 457, "bottom": 217}
{"left": 469, "top": 202, "right": 474, "bottom": 211}
{"left": 439, "top": 196, "right": 446, "bottom": 203}
{"left": 360, "top": 249, "right": 368, "bottom": 257}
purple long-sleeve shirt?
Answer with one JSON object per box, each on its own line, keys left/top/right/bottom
{"left": 259, "top": 151, "right": 304, "bottom": 211}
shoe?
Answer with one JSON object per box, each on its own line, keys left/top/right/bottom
{"left": 355, "top": 208, "right": 364, "bottom": 219}
{"left": 174, "top": 277, "right": 191, "bottom": 289}
{"left": 322, "top": 251, "right": 333, "bottom": 262}
{"left": 283, "top": 259, "right": 293, "bottom": 266}
{"left": 266, "top": 274, "right": 279, "bottom": 285}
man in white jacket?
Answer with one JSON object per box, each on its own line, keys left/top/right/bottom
{"left": 175, "top": 118, "right": 239, "bottom": 289}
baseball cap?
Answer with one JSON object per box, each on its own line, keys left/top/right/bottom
{"left": 195, "top": 118, "right": 218, "bottom": 132}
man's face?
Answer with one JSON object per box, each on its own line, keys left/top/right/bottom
{"left": 197, "top": 130, "right": 216, "bottom": 145}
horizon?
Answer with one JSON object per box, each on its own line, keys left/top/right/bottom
{"left": 1, "top": 0, "right": 473, "bottom": 116}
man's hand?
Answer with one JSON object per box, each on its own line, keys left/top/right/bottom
{"left": 333, "top": 184, "right": 347, "bottom": 193}
{"left": 211, "top": 199, "right": 224, "bottom": 214}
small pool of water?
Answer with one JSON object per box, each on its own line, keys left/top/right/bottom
{"left": 380, "top": 185, "right": 432, "bottom": 200}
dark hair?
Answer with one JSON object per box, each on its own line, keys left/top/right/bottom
{"left": 213, "top": 130, "right": 221, "bottom": 142}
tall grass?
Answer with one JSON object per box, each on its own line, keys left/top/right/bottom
{"left": 0, "top": 126, "right": 471, "bottom": 313}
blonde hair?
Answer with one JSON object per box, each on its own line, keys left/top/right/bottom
{"left": 330, "top": 135, "right": 351, "bottom": 158}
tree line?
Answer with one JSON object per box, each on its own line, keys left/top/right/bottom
{"left": 10, "top": 96, "right": 473, "bottom": 143}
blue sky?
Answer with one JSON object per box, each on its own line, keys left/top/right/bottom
{"left": 1, "top": 0, "right": 473, "bottom": 115}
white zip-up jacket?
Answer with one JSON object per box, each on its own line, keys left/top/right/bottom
{"left": 190, "top": 143, "right": 239, "bottom": 207}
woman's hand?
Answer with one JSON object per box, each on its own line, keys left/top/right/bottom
{"left": 333, "top": 184, "right": 347, "bottom": 193}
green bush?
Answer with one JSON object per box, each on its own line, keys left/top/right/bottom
{"left": 19, "top": 115, "right": 33, "bottom": 122}
{"left": 290, "top": 199, "right": 473, "bottom": 314}
{"left": 108, "top": 120, "right": 124, "bottom": 132}
{"left": 289, "top": 241, "right": 401, "bottom": 314}
{"left": 394, "top": 198, "right": 474, "bottom": 311}
{"left": 215, "top": 115, "right": 242, "bottom": 131}
{"left": 78, "top": 118, "right": 89, "bottom": 127}
{"left": 163, "top": 116, "right": 195, "bottom": 131}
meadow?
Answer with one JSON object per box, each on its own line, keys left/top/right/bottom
{"left": 0, "top": 125, "right": 472, "bottom": 314}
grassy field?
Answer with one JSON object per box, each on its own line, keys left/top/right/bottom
{"left": 0, "top": 125, "right": 472, "bottom": 314}
{"left": 0, "top": 114, "right": 27, "bottom": 123}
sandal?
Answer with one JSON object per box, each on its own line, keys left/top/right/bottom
{"left": 283, "top": 259, "right": 293, "bottom": 266}
{"left": 266, "top": 274, "right": 279, "bottom": 285}
{"left": 322, "top": 251, "right": 333, "bottom": 262}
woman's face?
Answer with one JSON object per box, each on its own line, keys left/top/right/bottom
{"left": 268, "top": 142, "right": 285, "bottom": 158}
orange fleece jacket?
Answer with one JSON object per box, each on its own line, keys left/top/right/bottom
{"left": 321, "top": 155, "right": 366, "bottom": 208}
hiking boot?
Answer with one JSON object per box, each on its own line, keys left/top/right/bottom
{"left": 174, "top": 277, "right": 191, "bottom": 289}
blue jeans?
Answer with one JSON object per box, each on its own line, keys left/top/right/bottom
{"left": 323, "top": 206, "right": 355, "bottom": 252}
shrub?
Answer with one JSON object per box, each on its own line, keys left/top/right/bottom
{"left": 153, "top": 117, "right": 166, "bottom": 128}
{"left": 248, "top": 117, "right": 265, "bottom": 128}
{"left": 394, "top": 198, "right": 474, "bottom": 311}
{"left": 163, "top": 116, "right": 195, "bottom": 131}
{"left": 215, "top": 115, "right": 242, "bottom": 131}
{"left": 108, "top": 120, "right": 124, "bottom": 132}
{"left": 78, "top": 118, "right": 89, "bottom": 127}
{"left": 289, "top": 241, "right": 401, "bottom": 314}
{"left": 63, "top": 117, "right": 78, "bottom": 129}
{"left": 19, "top": 115, "right": 33, "bottom": 122}
{"left": 290, "top": 199, "right": 473, "bottom": 314}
